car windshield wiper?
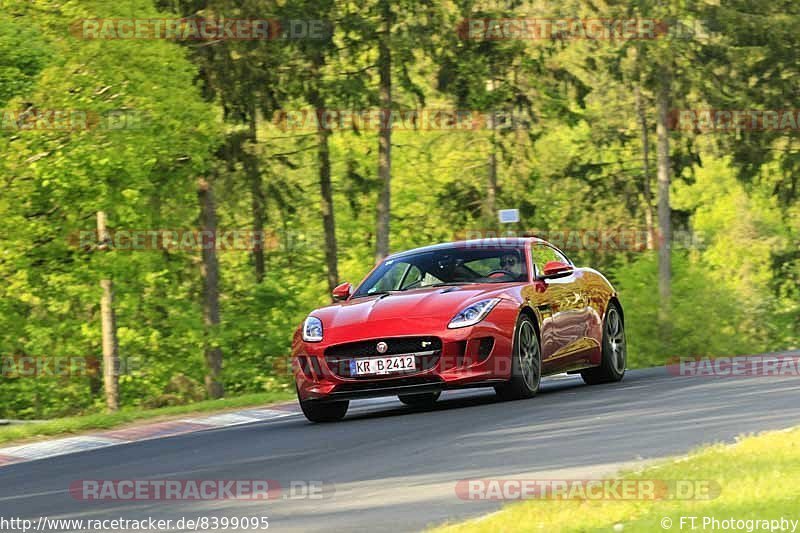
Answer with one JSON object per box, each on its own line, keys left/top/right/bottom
{"left": 399, "top": 282, "right": 474, "bottom": 291}
{"left": 353, "top": 283, "right": 473, "bottom": 298}
{"left": 351, "top": 290, "right": 397, "bottom": 299}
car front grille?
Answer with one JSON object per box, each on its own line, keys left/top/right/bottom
{"left": 324, "top": 336, "right": 442, "bottom": 379}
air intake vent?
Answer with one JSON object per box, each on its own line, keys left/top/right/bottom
{"left": 478, "top": 337, "right": 494, "bottom": 360}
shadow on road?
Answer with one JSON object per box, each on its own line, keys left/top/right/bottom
{"left": 334, "top": 372, "right": 626, "bottom": 423}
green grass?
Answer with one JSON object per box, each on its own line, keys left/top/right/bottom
{"left": 434, "top": 427, "right": 800, "bottom": 533}
{"left": 0, "top": 390, "right": 294, "bottom": 446}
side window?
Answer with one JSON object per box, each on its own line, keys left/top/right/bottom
{"left": 399, "top": 265, "right": 423, "bottom": 289}
{"left": 371, "top": 261, "right": 409, "bottom": 292}
{"left": 371, "top": 262, "right": 426, "bottom": 292}
{"left": 531, "top": 245, "right": 569, "bottom": 277}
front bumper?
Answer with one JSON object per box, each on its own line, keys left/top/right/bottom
{"left": 292, "top": 307, "right": 518, "bottom": 402}
{"left": 312, "top": 376, "right": 510, "bottom": 402}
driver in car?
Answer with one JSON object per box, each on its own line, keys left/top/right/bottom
{"left": 497, "top": 252, "right": 523, "bottom": 278}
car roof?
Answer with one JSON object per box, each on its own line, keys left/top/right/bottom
{"left": 387, "top": 237, "right": 546, "bottom": 260}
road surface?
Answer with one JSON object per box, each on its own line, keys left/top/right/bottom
{"left": 2, "top": 359, "right": 800, "bottom": 532}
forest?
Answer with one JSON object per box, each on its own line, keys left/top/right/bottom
{"left": 0, "top": 0, "right": 797, "bottom": 418}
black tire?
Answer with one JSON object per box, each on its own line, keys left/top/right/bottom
{"left": 398, "top": 391, "right": 441, "bottom": 407}
{"left": 581, "top": 301, "right": 626, "bottom": 385}
{"left": 298, "top": 396, "right": 349, "bottom": 423}
{"left": 495, "top": 315, "right": 541, "bottom": 401}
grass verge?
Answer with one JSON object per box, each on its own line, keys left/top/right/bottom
{"left": 434, "top": 426, "right": 800, "bottom": 532}
{"left": 0, "top": 390, "right": 294, "bottom": 446}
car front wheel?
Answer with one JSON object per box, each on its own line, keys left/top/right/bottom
{"left": 297, "top": 386, "right": 349, "bottom": 422}
{"left": 495, "top": 315, "right": 541, "bottom": 400}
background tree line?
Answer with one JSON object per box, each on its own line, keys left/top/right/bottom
{"left": 0, "top": 0, "right": 797, "bottom": 418}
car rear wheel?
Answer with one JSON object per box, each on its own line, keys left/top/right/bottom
{"left": 495, "top": 315, "right": 541, "bottom": 401}
{"left": 581, "top": 302, "right": 626, "bottom": 385}
{"left": 398, "top": 391, "right": 441, "bottom": 407}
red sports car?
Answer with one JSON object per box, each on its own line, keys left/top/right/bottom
{"left": 292, "top": 237, "right": 626, "bottom": 422}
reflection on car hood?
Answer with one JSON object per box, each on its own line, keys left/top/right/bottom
{"left": 315, "top": 284, "right": 515, "bottom": 330}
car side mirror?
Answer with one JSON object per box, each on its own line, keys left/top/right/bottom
{"left": 332, "top": 282, "right": 352, "bottom": 301}
{"left": 541, "top": 261, "right": 573, "bottom": 279}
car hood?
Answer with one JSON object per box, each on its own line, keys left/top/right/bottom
{"left": 311, "top": 284, "right": 517, "bottom": 335}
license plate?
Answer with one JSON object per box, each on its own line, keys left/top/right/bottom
{"left": 350, "top": 355, "right": 416, "bottom": 376}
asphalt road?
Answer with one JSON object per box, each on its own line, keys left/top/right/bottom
{"left": 2, "top": 357, "right": 800, "bottom": 532}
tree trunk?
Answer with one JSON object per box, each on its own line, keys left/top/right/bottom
{"left": 197, "top": 177, "right": 224, "bottom": 399}
{"left": 635, "top": 86, "right": 656, "bottom": 251}
{"left": 656, "top": 78, "right": 672, "bottom": 325}
{"left": 375, "top": 0, "right": 392, "bottom": 263}
{"left": 96, "top": 211, "right": 119, "bottom": 412}
{"left": 485, "top": 112, "right": 498, "bottom": 227}
{"left": 317, "top": 126, "right": 339, "bottom": 294}
{"left": 308, "top": 62, "right": 339, "bottom": 294}
{"left": 247, "top": 106, "right": 266, "bottom": 283}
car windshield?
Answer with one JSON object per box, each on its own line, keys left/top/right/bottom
{"left": 352, "top": 245, "right": 528, "bottom": 298}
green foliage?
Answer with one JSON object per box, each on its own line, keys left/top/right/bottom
{"left": 0, "top": 0, "right": 222, "bottom": 418}
{"left": 614, "top": 252, "right": 752, "bottom": 367}
{"left": 0, "top": 0, "right": 797, "bottom": 420}
{"left": 0, "top": 12, "right": 50, "bottom": 107}
{"left": 615, "top": 155, "right": 796, "bottom": 367}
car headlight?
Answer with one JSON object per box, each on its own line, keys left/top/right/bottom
{"left": 447, "top": 298, "right": 501, "bottom": 329}
{"left": 302, "top": 316, "right": 323, "bottom": 342}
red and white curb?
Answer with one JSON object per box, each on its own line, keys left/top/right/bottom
{"left": 0, "top": 405, "right": 298, "bottom": 468}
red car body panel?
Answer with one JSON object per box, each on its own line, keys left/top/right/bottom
{"left": 292, "top": 238, "right": 619, "bottom": 402}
